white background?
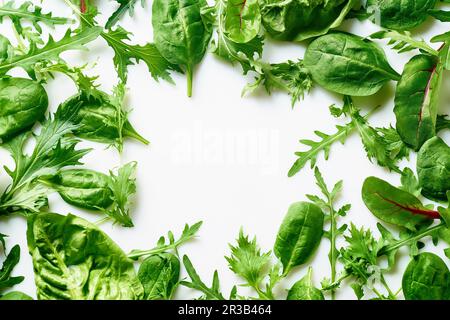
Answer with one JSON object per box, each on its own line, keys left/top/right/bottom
{"left": 1, "top": 0, "right": 450, "bottom": 300}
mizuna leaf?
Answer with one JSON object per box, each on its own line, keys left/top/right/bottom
{"left": 370, "top": 30, "right": 439, "bottom": 56}
{"left": 0, "top": 1, "right": 70, "bottom": 34}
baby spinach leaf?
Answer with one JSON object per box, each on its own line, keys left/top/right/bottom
{"left": 138, "top": 253, "right": 180, "bottom": 300}
{"left": 106, "top": 0, "right": 145, "bottom": 30}
{"left": 224, "top": 0, "right": 261, "bottom": 43}
{"left": 362, "top": 177, "right": 439, "bottom": 231}
{"left": 27, "top": 212, "right": 144, "bottom": 300}
{"left": 0, "top": 291, "right": 33, "bottom": 300}
{"left": 402, "top": 252, "right": 450, "bottom": 300}
{"left": 417, "top": 137, "right": 450, "bottom": 202}
{"left": 260, "top": 0, "right": 357, "bottom": 42}
{"left": 58, "top": 84, "right": 148, "bottom": 152}
{"left": 0, "top": 77, "right": 48, "bottom": 142}
{"left": 304, "top": 32, "right": 400, "bottom": 96}
{"left": 0, "top": 27, "right": 101, "bottom": 79}
{"left": 0, "top": 1, "right": 70, "bottom": 34}
{"left": 274, "top": 202, "right": 324, "bottom": 275}
{"left": 152, "top": 0, "right": 213, "bottom": 96}
{"left": 287, "top": 267, "right": 324, "bottom": 300}
{"left": 40, "top": 169, "right": 114, "bottom": 211}
{"left": 394, "top": 54, "right": 443, "bottom": 151}
{"left": 365, "top": 0, "right": 437, "bottom": 30}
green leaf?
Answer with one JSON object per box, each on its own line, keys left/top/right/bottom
{"left": 428, "top": 9, "right": 450, "bottom": 22}
{"left": 104, "top": 27, "right": 178, "bottom": 84}
{"left": 224, "top": 0, "right": 261, "bottom": 43}
{"left": 288, "top": 123, "right": 354, "bottom": 177}
{"left": 304, "top": 32, "right": 400, "bottom": 96}
{"left": 370, "top": 30, "right": 438, "bottom": 56}
{"left": 417, "top": 137, "right": 450, "bottom": 202}
{"left": 152, "top": 0, "right": 212, "bottom": 96}
{"left": 181, "top": 255, "right": 225, "bottom": 300}
{"left": 1, "top": 107, "right": 90, "bottom": 214}
{"left": 274, "top": 202, "right": 324, "bottom": 275}
{"left": 400, "top": 168, "right": 421, "bottom": 197}
{"left": 394, "top": 54, "right": 443, "bottom": 151}
{"left": 0, "top": 27, "right": 101, "bottom": 78}
{"left": 365, "top": 0, "right": 437, "bottom": 30}
{"left": 138, "top": 253, "right": 180, "bottom": 300}
{"left": 0, "top": 244, "right": 24, "bottom": 292}
{"left": 402, "top": 252, "right": 450, "bottom": 300}
{"left": 260, "top": 0, "right": 357, "bottom": 42}
{"left": 243, "top": 60, "right": 313, "bottom": 107}
{"left": 225, "top": 229, "right": 271, "bottom": 288}
{"left": 0, "top": 1, "right": 70, "bottom": 34}
{"left": 0, "top": 77, "right": 48, "bottom": 142}
{"left": 27, "top": 213, "right": 144, "bottom": 300}
{"left": 287, "top": 267, "right": 324, "bottom": 300}
{"left": 105, "top": 0, "right": 145, "bottom": 30}
{"left": 0, "top": 291, "right": 33, "bottom": 300}
{"left": 362, "top": 177, "right": 439, "bottom": 231}
{"left": 128, "top": 222, "right": 203, "bottom": 260}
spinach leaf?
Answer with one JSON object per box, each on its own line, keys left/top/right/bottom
{"left": 366, "top": 0, "right": 437, "bottom": 30}
{"left": 394, "top": 54, "right": 443, "bottom": 151}
{"left": 138, "top": 253, "right": 180, "bottom": 300}
{"left": 304, "top": 32, "right": 400, "bottom": 96}
{"left": 152, "top": 0, "right": 213, "bottom": 96}
{"left": 260, "top": 0, "right": 357, "bottom": 42}
{"left": 362, "top": 177, "right": 439, "bottom": 231}
{"left": 58, "top": 84, "right": 148, "bottom": 151}
{"left": 274, "top": 202, "right": 324, "bottom": 275}
{"left": 287, "top": 267, "right": 324, "bottom": 300}
{"left": 40, "top": 169, "right": 114, "bottom": 211}
{"left": 402, "top": 252, "right": 450, "bottom": 300}
{"left": 0, "top": 77, "right": 48, "bottom": 142}
{"left": 224, "top": 0, "right": 261, "bottom": 43}
{"left": 417, "top": 137, "right": 450, "bottom": 201}
{"left": 27, "top": 212, "right": 144, "bottom": 300}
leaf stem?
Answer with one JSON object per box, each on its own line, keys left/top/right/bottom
{"left": 378, "top": 223, "right": 445, "bottom": 256}
{"left": 187, "top": 64, "right": 193, "bottom": 97}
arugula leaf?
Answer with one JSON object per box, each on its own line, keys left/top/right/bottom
{"left": 0, "top": 106, "right": 90, "bottom": 215}
{"left": 0, "top": 1, "right": 70, "bottom": 34}
{"left": 306, "top": 167, "right": 349, "bottom": 300}
{"left": 0, "top": 238, "right": 24, "bottom": 293}
{"left": 181, "top": 255, "right": 226, "bottom": 300}
{"left": 370, "top": 30, "right": 439, "bottom": 56}
{"left": 225, "top": 229, "right": 271, "bottom": 296}
{"left": 106, "top": 0, "right": 145, "bottom": 30}
{"left": 128, "top": 222, "right": 203, "bottom": 260}
{"left": 288, "top": 123, "right": 354, "bottom": 177}
{"left": 0, "top": 27, "right": 102, "bottom": 78}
